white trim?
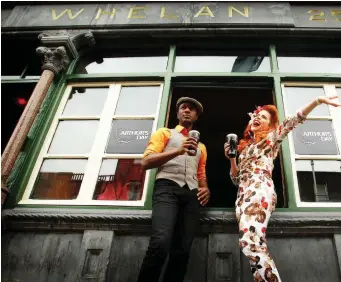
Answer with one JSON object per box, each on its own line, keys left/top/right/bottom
{"left": 18, "top": 199, "right": 145, "bottom": 206}
{"left": 59, "top": 116, "right": 101, "bottom": 120}
{"left": 76, "top": 84, "right": 120, "bottom": 201}
{"left": 112, "top": 115, "right": 155, "bottom": 120}
{"left": 103, "top": 154, "right": 144, "bottom": 159}
{"left": 138, "top": 84, "right": 164, "bottom": 205}
{"left": 326, "top": 85, "right": 341, "bottom": 155}
{"left": 295, "top": 155, "right": 341, "bottom": 160}
{"left": 44, "top": 154, "right": 89, "bottom": 159}
{"left": 282, "top": 83, "right": 341, "bottom": 207}
{"left": 296, "top": 202, "right": 341, "bottom": 208}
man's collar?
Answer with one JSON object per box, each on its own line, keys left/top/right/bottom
{"left": 175, "top": 125, "right": 188, "bottom": 135}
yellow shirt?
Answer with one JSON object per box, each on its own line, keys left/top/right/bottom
{"left": 143, "top": 125, "right": 207, "bottom": 181}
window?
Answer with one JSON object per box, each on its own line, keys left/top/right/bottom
{"left": 282, "top": 83, "right": 341, "bottom": 207}
{"left": 175, "top": 54, "right": 271, "bottom": 73}
{"left": 168, "top": 83, "right": 286, "bottom": 208}
{"left": 20, "top": 82, "right": 163, "bottom": 206}
{"left": 277, "top": 54, "right": 341, "bottom": 74}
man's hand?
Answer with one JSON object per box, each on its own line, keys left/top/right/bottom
{"left": 177, "top": 137, "right": 198, "bottom": 155}
{"left": 197, "top": 187, "right": 210, "bottom": 206}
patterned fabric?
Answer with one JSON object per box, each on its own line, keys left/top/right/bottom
{"left": 232, "top": 112, "right": 305, "bottom": 282}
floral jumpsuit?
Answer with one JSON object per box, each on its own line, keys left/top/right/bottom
{"left": 231, "top": 112, "right": 305, "bottom": 282}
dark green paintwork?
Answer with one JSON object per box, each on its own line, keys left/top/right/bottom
{"left": 8, "top": 43, "right": 341, "bottom": 212}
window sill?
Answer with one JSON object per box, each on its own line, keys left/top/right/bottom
{"left": 2, "top": 208, "right": 341, "bottom": 234}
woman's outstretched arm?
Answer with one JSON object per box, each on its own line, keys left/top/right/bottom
{"left": 301, "top": 95, "right": 341, "bottom": 116}
{"left": 273, "top": 95, "right": 341, "bottom": 142}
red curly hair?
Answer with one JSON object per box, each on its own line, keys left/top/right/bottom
{"left": 238, "top": 105, "right": 279, "bottom": 153}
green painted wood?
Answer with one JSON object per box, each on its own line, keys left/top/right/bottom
{"left": 269, "top": 44, "right": 279, "bottom": 73}
{"left": 144, "top": 45, "right": 176, "bottom": 210}
{"left": 172, "top": 72, "right": 274, "bottom": 77}
{"left": 280, "top": 73, "right": 341, "bottom": 79}
{"left": 273, "top": 76, "right": 297, "bottom": 209}
{"left": 66, "top": 72, "right": 167, "bottom": 81}
{"left": 5, "top": 77, "right": 64, "bottom": 208}
{"left": 1, "top": 79, "right": 40, "bottom": 84}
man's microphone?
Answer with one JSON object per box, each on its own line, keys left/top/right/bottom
{"left": 226, "top": 133, "right": 238, "bottom": 158}
{"left": 188, "top": 130, "right": 200, "bottom": 156}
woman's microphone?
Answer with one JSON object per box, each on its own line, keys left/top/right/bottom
{"left": 226, "top": 133, "right": 238, "bottom": 158}
{"left": 188, "top": 130, "right": 200, "bottom": 156}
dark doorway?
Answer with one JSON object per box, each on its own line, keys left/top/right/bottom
{"left": 168, "top": 85, "right": 285, "bottom": 208}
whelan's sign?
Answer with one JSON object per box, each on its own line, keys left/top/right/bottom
{"left": 2, "top": 2, "right": 341, "bottom": 29}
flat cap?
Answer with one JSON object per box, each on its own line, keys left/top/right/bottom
{"left": 176, "top": 97, "right": 203, "bottom": 115}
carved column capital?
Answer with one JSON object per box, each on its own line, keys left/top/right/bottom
{"left": 38, "top": 30, "right": 96, "bottom": 59}
{"left": 36, "top": 46, "right": 70, "bottom": 75}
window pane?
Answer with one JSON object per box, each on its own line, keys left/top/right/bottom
{"left": 62, "top": 88, "right": 108, "bottom": 116}
{"left": 115, "top": 86, "right": 160, "bottom": 115}
{"left": 48, "top": 121, "right": 98, "bottom": 154}
{"left": 81, "top": 57, "right": 168, "bottom": 74}
{"left": 106, "top": 120, "right": 153, "bottom": 154}
{"left": 284, "top": 87, "right": 329, "bottom": 116}
{"left": 174, "top": 56, "right": 270, "bottom": 72}
{"left": 278, "top": 57, "right": 341, "bottom": 73}
{"left": 296, "top": 160, "right": 341, "bottom": 202}
{"left": 30, "top": 159, "right": 86, "bottom": 199}
{"left": 337, "top": 88, "right": 341, "bottom": 102}
{"left": 93, "top": 159, "right": 145, "bottom": 201}
{"left": 292, "top": 120, "right": 339, "bottom": 155}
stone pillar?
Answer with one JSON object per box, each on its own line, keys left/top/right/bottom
{"left": 1, "top": 47, "right": 69, "bottom": 207}
{"left": 1, "top": 31, "right": 96, "bottom": 208}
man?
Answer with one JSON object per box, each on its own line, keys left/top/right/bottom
{"left": 137, "top": 97, "right": 210, "bottom": 282}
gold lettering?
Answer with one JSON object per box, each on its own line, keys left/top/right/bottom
{"left": 228, "top": 6, "right": 249, "bottom": 18}
{"left": 51, "top": 8, "right": 84, "bottom": 20}
{"left": 128, "top": 6, "right": 147, "bottom": 19}
{"left": 331, "top": 10, "right": 341, "bottom": 21}
{"left": 194, "top": 6, "right": 214, "bottom": 18}
{"left": 308, "top": 10, "right": 326, "bottom": 21}
{"left": 160, "top": 6, "right": 179, "bottom": 19}
{"left": 95, "top": 8, "right": 116, "bottom": 20}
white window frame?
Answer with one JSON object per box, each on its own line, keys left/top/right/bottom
{"left": 282, "top": 82, "right": 341, "bottom": 208}
{"left": 19, "top": 81, "right": 164, "bottom": 206}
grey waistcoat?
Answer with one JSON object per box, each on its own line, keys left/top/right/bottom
{"left": 156, "top": 129, "right": 201, "bottom": 190}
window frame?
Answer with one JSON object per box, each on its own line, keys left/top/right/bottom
{"left": 282, "top": 82, "right": 341, "bottom": 208}
{"left": 19, "top": 81, "right": 164, "bottom": 206}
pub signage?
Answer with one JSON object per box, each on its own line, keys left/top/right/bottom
{"left": 2, "top": 3, "right": 341, "bottom": 29}
{"left": 106, "top": 120, "right": 153, "bottom": 154}
{"left": 293, "top": 120, "right": 339, "bottom": 155}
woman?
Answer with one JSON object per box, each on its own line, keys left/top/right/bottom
{"left": 224, "top": 95, "right": 340, "bottom": 282}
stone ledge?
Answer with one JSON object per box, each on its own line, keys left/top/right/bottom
{"left": 2, "top": 208, "right": 341, "bottom": 233}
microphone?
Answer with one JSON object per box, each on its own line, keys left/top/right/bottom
{"left": 188, "top": 130, "right": 200, "bottom": 156}
{"left": 226, "top": 133, "right": 238, "bottom": 158}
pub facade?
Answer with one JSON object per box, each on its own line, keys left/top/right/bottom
{"left": 1, "top": 2, "right": 341, "bottom": 282}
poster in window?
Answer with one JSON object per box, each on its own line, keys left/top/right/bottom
{"left": 292, "top": 120, "right": 339, "bottom": 155}
{"left": 106, "top": 120, "right": 153, "bottom": 154}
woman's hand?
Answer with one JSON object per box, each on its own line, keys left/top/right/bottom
{"left": 317, "top": 95, "right": 341, "bottom": 107}
{"left": 302, "top": 95, "right": 341, "bottom": 117}
{"left": 224, "top": 142, "right": 236, "bottom": 160}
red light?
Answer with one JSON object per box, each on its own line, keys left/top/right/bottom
{"left": 16, "top": 98, "right": 27, "bottom": 106}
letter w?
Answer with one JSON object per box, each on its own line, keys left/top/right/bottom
{"left": 52, "top": 8, "right": 85, "bottom": 20}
